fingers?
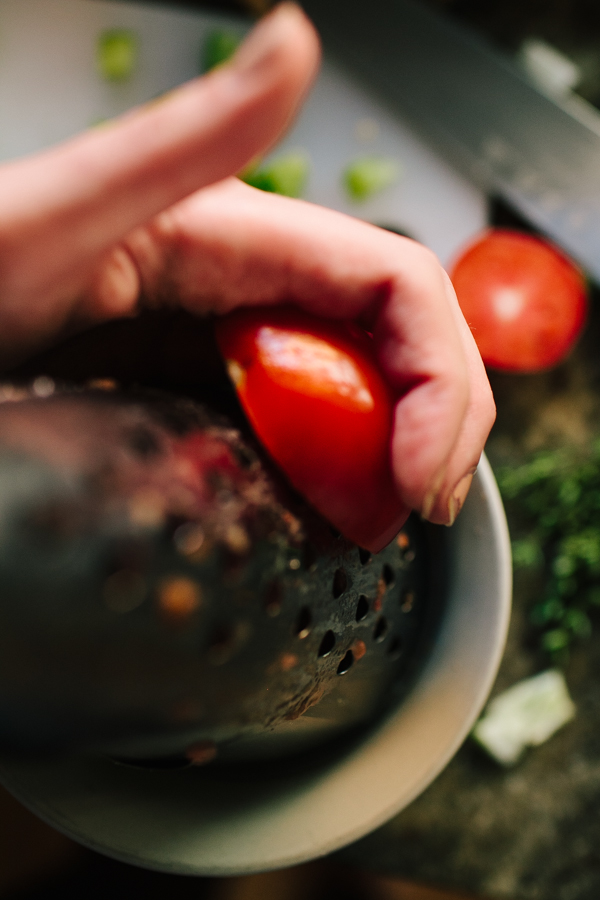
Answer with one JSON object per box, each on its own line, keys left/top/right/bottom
{"left": 420, "top": 273, "right": 496, "bottom": 525}
{"left": 376, "top": 262, "right": 495, "bottom": 524}
{"left": 371, "top": 250, "right": 471, "bottom": 521}
{"left": 122, "top": 178, "right": 495, "bottom": 521}
{"left": 0, "top": 3, "right": 320, "bottom": 362}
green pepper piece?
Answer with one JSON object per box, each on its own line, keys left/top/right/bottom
{"left": 241, "top": 152, "right": 310, "bottom": 198}
{"left": 343, "top": 156, "right": 400, "bottom": 202}
{"left": 97, "top": 29, "right": 139, "bottom": 83}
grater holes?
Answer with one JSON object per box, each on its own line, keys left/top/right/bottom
{"left": 332, "top": 568, "right": 347, "bottom": 598}
{"left": 356, "top": 595, "right": 369, "bottom": 622}
{"left": 294, "top": 606, "right": 312, "bottom": 639}
{"left": 318, "top": 630, "right": 336, "bottom": 657}
{"left": 373, "top": 616, "right": 388, "bottom": 642}
{"left": 337, "top": 650, "right": 354, "bottom": 675}
{"left": 388, "top": 635, "right": 403, "bottom": 660}
{"left": 382, "top": 564, "right": 395, "bottom": 587}
{"left": 358, "top": 547, "right": 372, "bottom": 565}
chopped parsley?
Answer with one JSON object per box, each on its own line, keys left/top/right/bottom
{"left": 495, "top": 440, "right": 600, "bottom": 661}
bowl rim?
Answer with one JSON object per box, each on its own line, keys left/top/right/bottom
{"left": 0, "top": 453, "right": 511, "bottom": 876}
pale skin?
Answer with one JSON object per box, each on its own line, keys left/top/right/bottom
{"left": 0, "top": 2, "right": 494, "bottom": 528}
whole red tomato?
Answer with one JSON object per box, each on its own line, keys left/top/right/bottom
{"left": 449, "top": 229, "right": 587, "bottom": 372}
{"left": 215, "top": 307, "right": 406, "bottom": 552}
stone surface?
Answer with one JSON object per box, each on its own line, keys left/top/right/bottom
{"left": 341, "top": 607, "right": 600, "bottom": 899}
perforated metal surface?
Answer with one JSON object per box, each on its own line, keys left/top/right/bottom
{"left": 0, "top": 384, "right": 433, "bottom": 765}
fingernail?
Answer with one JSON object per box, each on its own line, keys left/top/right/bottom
{"left": 421, "top": 488, "right": 436, "bottom": 522}
{"left": 420, "top": 465, "right": 447, "bottom": 522}
{"left": 230, "top": 3, "right": 302, "bottom": 76}
{"left": 446, "top": 469, "right": 477, "bottom": 527}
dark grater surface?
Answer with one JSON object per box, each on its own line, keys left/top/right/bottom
{"left": 0, "top": 312, "right": 442, "bottom": 766}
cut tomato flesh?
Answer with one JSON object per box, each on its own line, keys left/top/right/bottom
{"left": 215, "top": 307, "right": 405, "bottom": 552}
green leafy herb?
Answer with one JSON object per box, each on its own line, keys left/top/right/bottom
{"left": 97, "top": 30, "right": 139, "bottom": 83}
{"left": 241, "top": 152, "right": 310, "bottom": 198}
{"left": 202, "top": 29, "right": 241, "bottom": 73}
{"left": 343, "top": 156, "right": 400, "bottom": 202}
{"left": 495, "top": 440, "right": 600, "bottom": 661}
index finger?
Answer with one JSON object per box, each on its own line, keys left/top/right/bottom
{"left": 0, "top": 4, "right": 320, "bottom": 362}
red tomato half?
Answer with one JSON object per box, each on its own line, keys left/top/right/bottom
{"left": 215, "top": 307, "right": 406, "bottom": 552}
{"left": 450, "top": 229, "right": 587, "bottom": 372}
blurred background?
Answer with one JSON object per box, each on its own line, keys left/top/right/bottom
{"left": 3, "top": 0, "right": 600, "bottom": 898}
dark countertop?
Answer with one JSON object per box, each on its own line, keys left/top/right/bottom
{"left": 310, "top": 4, "right": 600, "bottom": 894}
{"left": 341, "top": 604, "right": 600, "bottom": 900}
{"left": 339, "top": 241, "right": 600, "bottom": 897}
{"left": 328, "top": 3, "right": 600, "bottom": 891}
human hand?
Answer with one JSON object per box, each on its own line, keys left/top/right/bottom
{"left": 0, "top": 2, "right": 494, "bottom": 528}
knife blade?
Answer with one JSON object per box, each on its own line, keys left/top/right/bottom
{"left": 301, "top": 0, "right": 600, "bottom": 281}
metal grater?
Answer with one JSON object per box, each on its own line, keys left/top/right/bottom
{"left": 0, "top": 382, "right": 436, "bottom": 766}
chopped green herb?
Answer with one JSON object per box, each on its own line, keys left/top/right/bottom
{"left": 541, "top": 628, "right": 571, "bottom": 653}
{"left": 511, "top": 536, "right": 543, "bottom": 569}
{"left": 241, "top": 152, "right": 310, "bottom": 198}
{"left": 495, "top": 440, "right": 600, "bottom": 660}
{"left": 202, "top": 30, "right": 241, "bottom": 73}
{"left": 97, "top": 30, "right": 139, "bottom": 83}
{"left": 343, "top": 156, "right": 400, "bottom": 202}
{"left": 472, "top": 669, "right": 575, "bottom": 765}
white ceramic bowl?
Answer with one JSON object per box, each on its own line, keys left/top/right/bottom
{"left": 0, "top": 454, "right": 511, "bottom": 875}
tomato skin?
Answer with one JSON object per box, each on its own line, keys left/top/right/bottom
{"left": 450, "top": 229, "right": 587, "bottom": 372}
{"left": 215, "top": 307, "right": 406, "bottom": 552}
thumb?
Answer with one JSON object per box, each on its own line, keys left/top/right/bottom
{"left": 0, "top": 3, "right": 320, "bottom": 301}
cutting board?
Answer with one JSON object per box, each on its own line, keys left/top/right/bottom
{"left": 0, "top": 0, "right": 486, "bottom": 268}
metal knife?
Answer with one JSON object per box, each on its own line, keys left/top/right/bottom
{"left": 301, "top": 0, "right": 600, "bottom": 281}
